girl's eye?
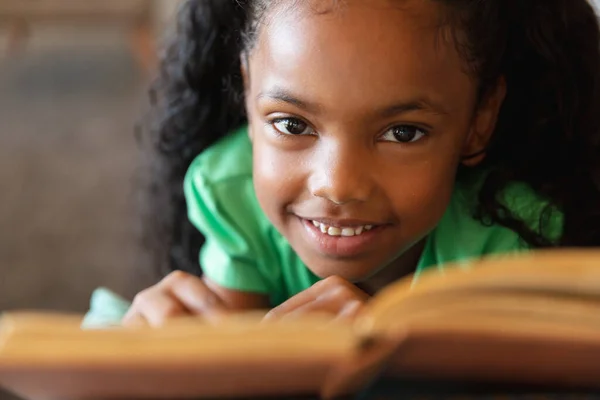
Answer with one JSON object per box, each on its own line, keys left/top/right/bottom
{"left": 272, "top": 118, "right": 314, "bottom": 136}
{"left": 381, "top": 125, "right": 427, "bottom": 143}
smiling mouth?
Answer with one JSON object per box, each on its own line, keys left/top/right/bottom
{"left": 309, "top": 220, "right": 375, "bottom": 237}
{"left": 299, "top": 217, "right": 385, "bottom": 258}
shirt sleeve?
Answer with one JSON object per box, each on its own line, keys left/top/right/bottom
{"left": 80, "top": 287, "right": 132, "bottom": 329}
{"left": 184, "top": 157, "right": 278, "bottom": 295}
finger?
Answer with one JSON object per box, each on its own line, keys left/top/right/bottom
{"left": 333, "top": 300, "right": 364, "bottom": 322}
{"left": 284, "top": 296, "right": 343, "bottom": 319}
{"left": 264, "top": 287, "right": 320, "bottom": 319}
{"left": 133, "top": 286, "right": 188, "bottom": 327}
{"left": 284, "top": 294, "right": 365, "bottom": 320}
{"left": 161, "top": 271, "right": 228, "bottom": 317}
{"left": 121, "top": 310, "right": 149, "bottom": 328}
{"left": 264, "top": 293, "right": 316, "bottom": 320}
{"left": 264, "top": 276, "right": 350, "bottom": 320}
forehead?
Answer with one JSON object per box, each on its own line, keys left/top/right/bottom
{"left": 249, "top": 0, "right": 475, "bottom": 114}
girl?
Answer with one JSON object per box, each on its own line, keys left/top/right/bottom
{"left": 84, "top": 0, "right": 600, "bottom": 327}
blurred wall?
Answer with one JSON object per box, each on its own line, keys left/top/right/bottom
{"left": 0, "top": 1, "right": 182, "bottom": 316}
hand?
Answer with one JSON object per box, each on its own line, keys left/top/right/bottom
{"left": 122, "top": 271, "right": 227, "bottom": 327}
{"left": 263, "top": 276, "right": 369, "bottom": 322}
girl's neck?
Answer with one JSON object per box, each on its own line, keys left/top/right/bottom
{"left": 357, "top": 238, "right": 426, "bottom": 296}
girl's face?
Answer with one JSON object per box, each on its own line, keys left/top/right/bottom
{"left": 246, "top": 0, "right": 500, "bottom": 282}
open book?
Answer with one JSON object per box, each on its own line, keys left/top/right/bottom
{"left": 2, "top": 249, "right": 600, "bottom": 400}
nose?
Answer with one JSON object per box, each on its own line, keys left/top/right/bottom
{"left": 308, "top": 140, "right": 374, "bottom": 205}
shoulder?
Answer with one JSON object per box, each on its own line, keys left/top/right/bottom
{"left": 423, "top": 171, "right": 564, "bottom": 266}
{"left": 497, "top": 179, "right": 563, "bottom": 242}
{"left": 183, "top": 126, "right": 283, "bottom": 294}
{"left": 186, "top": 125, "right": 252, "bottom": 187}
{"left": 184, "top": 125, "right": 261, "bottom": 236}
{"left": 183, "top": 125, "right": 268, "bottom": 243}
{"left": 454, "top": 170, "right": 563, "bottom": 241}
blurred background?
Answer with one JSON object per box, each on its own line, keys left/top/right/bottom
{"left": 0, "top": 0, "right": 184, "bottom": 316}
{"left": 0, "top": 2, "right": 187, "bottom": 399}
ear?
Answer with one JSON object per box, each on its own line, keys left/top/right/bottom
{"left": 240, "top": 52, "right": 254, "bottom": 142}
{"left": 461, "top": 76, "right": 507, "bottom": 167}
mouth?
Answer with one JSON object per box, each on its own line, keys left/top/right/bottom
{"left": 309, "top": 220, "right": 375, "bottom": 237}
{"left": 298, "top": 217, "right": 387, "bottom": 258}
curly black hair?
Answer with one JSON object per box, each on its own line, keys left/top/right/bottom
{"left": 138, "top": 0, "right": 600, "bottom": 276}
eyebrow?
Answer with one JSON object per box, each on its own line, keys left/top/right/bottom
{"left": 380, "top": 99, "right": 449, "bottom": 117}
{"left": 257, "top": 87, "right": 449, "bottom": 117}
{"left": 257, "top": 87, "right": 322, "bottom": 113}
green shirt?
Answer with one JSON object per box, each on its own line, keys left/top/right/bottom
{"left": 83, "top": 126, "right": 562, "bottom": 328}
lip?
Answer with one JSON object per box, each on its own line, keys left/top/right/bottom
{"left": 298, "top": 217, "right": 386, "bottom": 258}
{"left": 304, "top": 217, "right": 381, "bottom": 228}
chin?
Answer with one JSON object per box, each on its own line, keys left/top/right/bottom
{"left": 304, "top": 258, "right": 378, "bottom": 283}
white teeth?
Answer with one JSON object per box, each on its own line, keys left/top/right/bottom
{"left": 341, "top": 228, "right": 355, "bottom": 237}
{"left": 311, "top": 221, "right": 373, "bottom": 237}
{"left": 328, "top": 227, "right": 342, "bottom": 236}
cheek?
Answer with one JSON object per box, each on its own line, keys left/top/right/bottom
{"left": 386, "top": 154, "right": 458, "bottom": 230}
{"left": 251, "top": 130, "right": 305, "bottom": 225}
